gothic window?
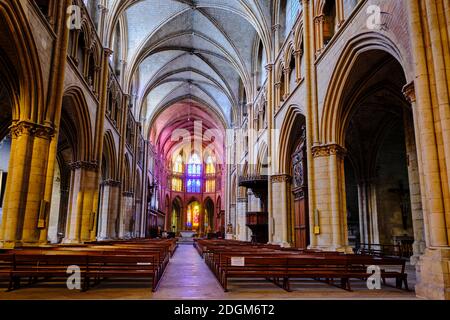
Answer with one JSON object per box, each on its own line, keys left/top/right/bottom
{"left": 171, "top": 154, "right": 183, "bottom": 192}
{"left": 205, "top": 156, "right": 215, "bottom": 174}
{"left": 172, "top": 178, "right": 182, "bottom": 192}
{"left": 187, "top": 153, "right": 201, "bottom": 176}
{"left": 286, "top": 0, "right": 301, "bottom": 33}
{"left": 323, "top": 0, "right": 338, "bottom": 46}
{"left": 205, "top": 156, "right": 216, "bottom": 193}
{"left": 173, "top": 154, "right": 184, "bottom": 173}
{"left": 187, "top": 154, "right": 201, "bottom": 193}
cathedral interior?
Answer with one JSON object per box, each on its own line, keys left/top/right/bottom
{"left": 0, "top": 0, "right": 450, "bottom": 300}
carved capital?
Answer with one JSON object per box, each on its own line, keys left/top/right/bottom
{"left": 69, "top": 161, "right": 99, "bottom": 171}
{"left": 402, "top": 82, "right": 416, "bottom": 103}
{"left": 314, "top": 15, "right": 325, "bottom": 24}
{"left": 294, "top": 49, "right": 303, "bottom": 57}
{"left": 265, "top": 64, "right": 274, "bottom": 72}
{"left": 312, "top": 144, "right": 347, "bottom": 159}
{"left": 97, "top": 4, "right": 109, "bottom": 13}
{"left": 272, "top": 24, "right": 281, "bottom": 32}
{"left": 270, "top": 174, "right": 292, "bottom": 184}
{"left": 104, "top": 48, "right": 114, "bottom": 57}
{"left": 102, "top": 179, "right": 121, "bottom": 187}
{"left": 123, "top": 191, "right": 134, "bottom": 198}
{"left": 9, "top": 121, "right": 54, "bottom": 140}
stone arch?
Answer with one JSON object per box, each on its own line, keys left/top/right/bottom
{"left": 256, "top": 141, "right": 269, "bottom": 176}
{"left": 278, "top": 105, "right": 306, "bottom": 174}
{"left": 102, "top": 130, "right": 118, "bottom": 180}
{"left": 321, "top": 32, "right": 410, "bottom": 145}
{"left": 0, "top": 0, "right": 44, "bottom": 122}
{"left": 61, "top": 87, "right": 94, "bottom": 162}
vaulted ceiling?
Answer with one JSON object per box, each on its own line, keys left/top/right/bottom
{"left": 104, "top": 0, "right": 273, "bottom": 161}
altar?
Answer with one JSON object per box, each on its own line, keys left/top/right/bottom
{"left": 180, "top": 231, "right": 196, "bottom": 238}
{"left": 178, "top": 230, "right": 196, "bottom": 244}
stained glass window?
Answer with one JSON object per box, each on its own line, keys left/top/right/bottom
{"left": 206, "top": 179, "right": 215, "bottom": 193}
{"left": 187, "top": 178, "right": 201, "bottom": 193}
{"left": 187, "top": 202, "right": 200, "bottom": 229}
{"left": 172, "top": 177, "right": 183, "bottom": 192}
{"left": 173, "top": 154, "right": 183, "bottom": 173}
{"left": 205, "top": 156, "right": 215, "bottom": 174}
{"left": 186, "top": 153, "right": 202, "bottom": 193}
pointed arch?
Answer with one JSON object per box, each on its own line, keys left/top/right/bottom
{"left": 0, "top": 0, "right": 44, "bottom": 122}
{"left": 61, "top": 87, "right": 94, "bottom": 162}
{"left": 320, "top": 32, "right": 411, "bottom": 145}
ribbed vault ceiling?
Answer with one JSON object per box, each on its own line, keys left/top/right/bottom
{"left": 105, "top": 0, "right": 272, "bottom": 161}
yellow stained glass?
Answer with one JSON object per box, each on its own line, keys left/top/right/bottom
{"left": 173, "top": 154, "right": 183, "bottom": 173}
{"left": 206, "top": 180, "right": 215, "bottom": 193}
{"left": 206, "top": 156, "right": 215, "bottom": 174}
{"left": 172, "top": 177, "right": 182, "bottom": 192}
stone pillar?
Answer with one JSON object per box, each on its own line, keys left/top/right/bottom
{"left": 0, "top": 121, "right": 54, "bottom": 248}
{"left": 283, "top": 67, "right": 290, "bottom": 99}
{"left": 356, "top": 180, "right": 379, "bottom": 245}
{"left": 120, "top": 192, "right": 134, "bottom": 238}
{"left": 98, "top": 180, "right": 120, "bottom": 239}
{"left": 407, "top": 0, "right": 450, "bottom": 299}
{"left": 271, "top": 174, "right": 291, "bottom": 247}
{"left": 236, "top": 197, "right": 248, "bottom": 241}
{"left": 63, "top": 161, "right": 98, "bottom": 243}
{"left": 294, "top": 49, "right": 303, "bottom": 82}
{"left": 310, "top": 144, "right": 352, "bottom": 252}
{"left": 402, "top": 85, "right": 426, "bottom": 264}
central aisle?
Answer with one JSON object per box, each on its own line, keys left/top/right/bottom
{"left": 153, "top": 244, "right": 226, "bottom": 299}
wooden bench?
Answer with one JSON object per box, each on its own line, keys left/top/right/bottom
{"left": 197, "top": 239, "right": 409, "bottom": 293}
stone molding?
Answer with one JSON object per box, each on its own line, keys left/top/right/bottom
{"left": 403, "top": 82, "right": 416, "bottom": 103}
{"left": 270, "top": 174, "right": 292, "bottom": 183}
{"left": 122, "top": 191, "right": 134, "bottom": 198}
{"left": 10, "top": 121, "right": 55, "bottom": 140}
{"left": 102, "top": 179, "right": 121, "bottom": 187}
{"left": 312, "top": 144, "right": 347, "bottom": 159}
{"left": 69, "top": 161, "right": 99, "bottom": 171}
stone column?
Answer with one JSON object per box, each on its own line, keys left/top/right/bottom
{"left": 310, "top": 144, "right": 352, "bottom": 252}
{"left": 63, "top": 161, "right": 98, "bottom": 243}
{"left": 236, "top": 197, "right": 248, "bottom": 241}
{"left": 271, "top": 174, "right": 291, "bottom": 247}
{"left": 294, "top": 49, "right": 303, "bottom": 81}
{"left": 283, "top": 67, "right": 290, "bottom": 99}
{"left": 120, "top": 192, "right": 134, "bottom": 238}
{"left": 407, "top": 0, "right": 450, "bottom": 299}
{"left": 98, "top": 180, "right": 120, "bottom": 239}
{"left": 0, "top": 121, "right": 54, "bottom": 248}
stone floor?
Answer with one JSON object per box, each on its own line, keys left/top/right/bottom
{"left": 0, "top": 244, "right": 419, "bottom": 300}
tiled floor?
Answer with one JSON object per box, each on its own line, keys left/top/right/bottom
{"left": 0, "top": 245, "right": 418, "bottom": 300}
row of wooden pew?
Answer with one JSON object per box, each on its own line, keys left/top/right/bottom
{"left": 194, "top": 240, "right": 409, "bottom": 292}
{"left": 0, "top": 239, "right": 178, "bottom": 292}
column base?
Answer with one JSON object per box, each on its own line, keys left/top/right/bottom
{"left": 410, "top": 240, "right": 426, "bottom": 265}
{"left": 0, "top": 240, "right": 21, "bottom": 249}
{"left": 61, "top": 238, "right": 82, "bottom": 244}
{"left": 415, "top": 247, "right": 450, "bottom": 300}
{"left": 0, "top": 240, "right": 49, "bottom": 248}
